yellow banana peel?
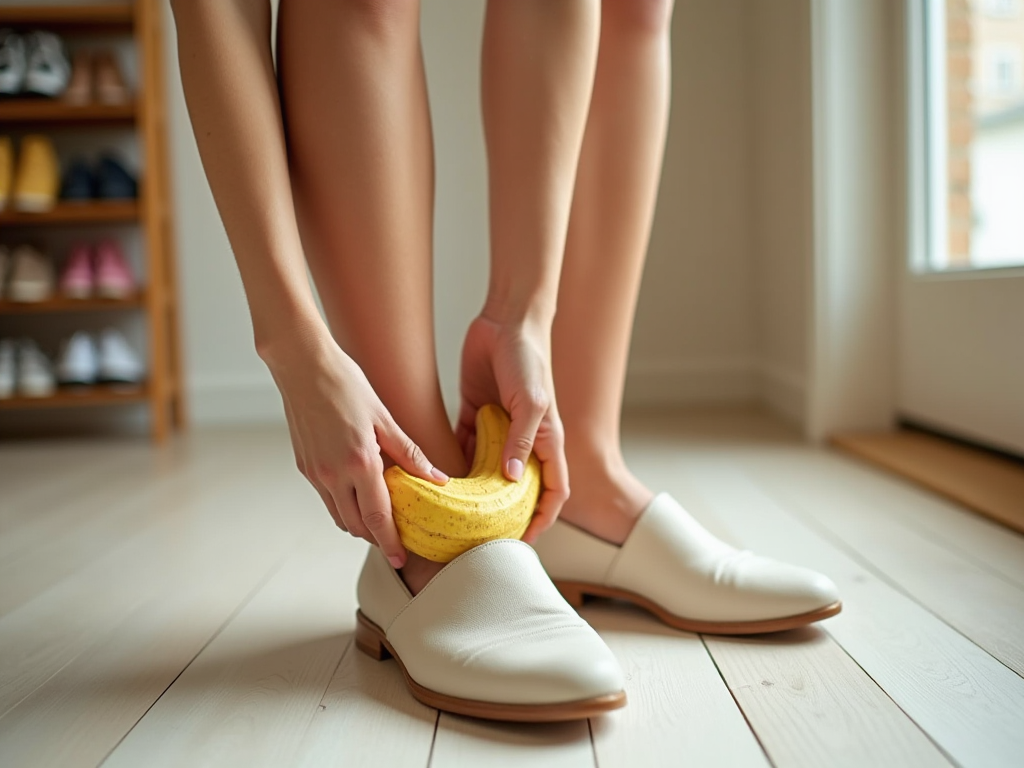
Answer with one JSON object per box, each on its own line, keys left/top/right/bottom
{"left": 385, "top": 404, "right": 541, "bottom": 563}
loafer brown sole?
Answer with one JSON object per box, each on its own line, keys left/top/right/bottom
{"left": 354, "top": 610, "right": 627, "bottom": 722}
{"left": 555, "top": 580, "right": 843, "bottom": 635}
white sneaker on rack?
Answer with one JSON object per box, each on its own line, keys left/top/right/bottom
{"left": 17, "top": 339, "right": 55, "bottom": 398}
{"left": 56, "top": 331, "right": 98, "bottom": 386}
{"left": 0, "top": 29, "right": 27, "bottom": 95}
{"left": 23, "top": 31, "right": 70, "bottom": 97}
{"left": 0, "top": 339, "right": 15, "bottom": 399}
{"left": 98, "top": 329, "right": 143, "bottom": 384}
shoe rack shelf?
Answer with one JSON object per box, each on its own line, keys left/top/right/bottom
{"left": 0, "top": 99, "right": 136, "bottom": 125}
{"left": 0, "top": 201, "right": 138, "bottom": 224}
{"left": 0, "top": 294, "right": 145, "bottom": 315}
{"left": 0, "top": 384, "right": 149, "bottom": 411}
{"left": 0, "top": 1, "right": 183, "bottom": 441}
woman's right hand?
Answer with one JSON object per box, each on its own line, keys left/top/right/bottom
{"left": 262, "top": 328, "right": 448, "bottom": 569}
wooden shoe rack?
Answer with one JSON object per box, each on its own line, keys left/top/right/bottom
{"left": 0, "top": 1, "right": 183, "bottom": 441}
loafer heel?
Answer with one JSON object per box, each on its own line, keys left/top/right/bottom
{"left": 556, "top": 581, "right": 589, "bottom": 608}
{"left": 535, "top": 493, "right": 843, "bottom": 635}
{"left": 355, "top": 611, "right": 391, "bottom": 661}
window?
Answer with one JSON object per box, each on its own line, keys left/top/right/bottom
{"left": 981, "top": 0, "right": 1020, "bottom": 19}
{"left": 983, "top": 45, "right": 1023, "bottom": 94}
{"left": 909, "top": 0, "right": 1024, "bottom": 270}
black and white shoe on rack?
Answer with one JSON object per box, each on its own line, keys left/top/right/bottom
{"left": 0, "top": 29, "right": 27, "bottom": 95}
{"left": 98, "top": 329, "right": 143, "bottom": 385}
{"left": 23, "top": 31, "right": 70, "bottom": 97}
{"left": 56, "top": 331, "right": 99, "bottom": 387}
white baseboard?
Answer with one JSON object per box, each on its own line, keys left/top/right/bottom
{"left": 624, "top": 358, "right": 759, "bottom": 406}
{"left": 188, "top": 360, "right": 807, "bottom": 426}
{"left": 759, "top": 363, "right": 807, "bottom": 426}
{"left": 188, "top": 373, "right": 285, "bottom": 425}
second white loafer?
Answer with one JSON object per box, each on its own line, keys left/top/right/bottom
{"left": 356, "top": 539, "right": 626, "bottom": 721}
{"left": 534, "top": 493, "right": 842, "bottom": 635}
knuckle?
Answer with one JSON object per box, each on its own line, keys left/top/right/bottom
{"left": 362, "top": 509, "right": 392, "bottom": 530}
{"left": 514, "top": 435, "right": 535, "bottom": 454}
{"left": 402, "top": 440, "right": 426, "bottom": 466}
{"left": 346, "top": 446, "right": 381, "bottom": 474}
{"left": 312, "top": 463, "right": 336, "bottom": 484}
{"left": 525, "top": 388, "right": 549, "bottom": 414}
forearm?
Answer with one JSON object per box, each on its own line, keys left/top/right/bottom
{"left": 171, "top": 0, "right": 325, "bottom": 362}
{"left": 481, "top": 0, "right": 600, "bottom": 327}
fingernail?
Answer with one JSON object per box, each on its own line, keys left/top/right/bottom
{"left": 388, "top": 555, "right": 405, "bottom": 569}
{"left": 507, "top": 458, "right": 524, "bottom": 482}
{"left": 430, "top": 466, "right": 449, "bottom": 483}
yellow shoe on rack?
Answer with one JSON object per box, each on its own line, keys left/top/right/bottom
{"left": 0, "top": 136, "right": 12, "bottom": 211}
{"left": 13, "top": 134, "right": 59, "bottom": 212}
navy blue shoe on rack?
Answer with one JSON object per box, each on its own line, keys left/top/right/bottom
{"left": 60, "top": 159, "right": 94, "bottom": 201}
{"left": 95, "top": 154, "right": 137, "bottom": 200}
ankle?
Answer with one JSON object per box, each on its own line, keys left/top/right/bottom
{"left": 558, "top": 454, "right": 652, "bottom": 545}
{"left": 399, "top": 552, "right": 445, "bottom": 595}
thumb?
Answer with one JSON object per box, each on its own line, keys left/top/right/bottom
{"left": 376, "top": 417, "right": 449, "bottom": 486}
{"left": 503, "top": 391, "right": 547, "bottom": 482}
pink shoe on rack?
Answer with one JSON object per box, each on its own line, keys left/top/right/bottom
{"left": 94, "top": 239, "right": 135, "bottom": 298}
{"left": 59, "top": 243, "right": 94, "bottom": 299}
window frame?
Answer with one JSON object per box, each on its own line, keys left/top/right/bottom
{"left": 906, "top": 0, "right": 1024, "bottom": 277}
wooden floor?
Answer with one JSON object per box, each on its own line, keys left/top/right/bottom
{"left": 1, "top": 409, "right": 1022, "bottom": 767}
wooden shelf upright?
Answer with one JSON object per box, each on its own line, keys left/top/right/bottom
{"left": 0, "top": 1, "right": 184, "bottom": 441}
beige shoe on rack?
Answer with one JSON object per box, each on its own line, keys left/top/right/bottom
{"left": 356, "top": 539, "right": 626, "bottom": 722}
{"left": 62, "top": 50, "right": 92, "bottom": 105}
{"left": 7, "top": 245, "right": 55, "bottom": 302}
{"left": 534, "top": 493, "right": 842, "bottom": 635}
{"left": 94, "top": 51, "right": 129, "bottom": 105}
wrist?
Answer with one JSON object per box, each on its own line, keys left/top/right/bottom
{"left": 481, "top": 287, "right": 556, "bottom": 330}
{"left": 254, "top": 304, "right": 334, "bottom": 373}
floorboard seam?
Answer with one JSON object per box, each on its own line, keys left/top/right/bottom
{"left": 745, "top": 467, "right": 1024, "bottom": 681}
{"left": 697, "top": 634, "right": 775, "bottom": 768}
{"left": 587, "top": 717, "right": 600, "bottom": 768}
{"left": 813, "top": 452, "right": 1024, "bottom": 591}
{"left": 424, "top": 711, "right": 440, "bottom": 768}
{"left": 316, "top": 637, "right": 354, "bottom": 708}
{"left": 821, "top": 625, "right": 961, "bottom": 768}
{"left": 93, "top": 551, "right": 291, "bottom": 768}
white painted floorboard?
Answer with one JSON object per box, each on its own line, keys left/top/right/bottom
{"left": 1, "top": 413, "right": 1021, "bottom": 767}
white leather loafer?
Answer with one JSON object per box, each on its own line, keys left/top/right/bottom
{"left": 533, "top": 493, "right": 842, "bottom": 635}
{"left": 355, "top": 539, "right": 626, "bottom": 721}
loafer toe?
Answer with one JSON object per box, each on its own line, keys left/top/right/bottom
{"left": 535, "top": 493, "right": 843, "bottom": 634}
{"left": 357, "top": 539, "right": 626, "bottom": 721}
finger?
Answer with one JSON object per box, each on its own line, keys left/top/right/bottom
{"left": 455, "top": 399, "right": 477, "bottom": 466}
{"left": 313, "top": 482, "right": 346, "bottom": 531}
{"left": 376, "top": 417, "right": 449, "bottom": 486}
{"left": 521, "top": 416, "right": 570, "bottom": 544}
{"left": 334, "top": 485, "right": 373, "bottom": 543}
{"left": 502, "top": 388, "right": 548, "bottom": 483}
{"left": 354, "top": 469, "right": 408, "bottom": 569}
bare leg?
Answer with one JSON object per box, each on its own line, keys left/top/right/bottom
{"left": 277, "top": 0, "right": 463, "bottom": 591}
{"left": 553, "top": 0, "right": 674, "bottom": 544}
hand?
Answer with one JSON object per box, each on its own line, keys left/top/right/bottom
{"left": 265, "top": 329, "right": 448, "bottom": 568}
{"left": 455, "top": 314, "right": 570, "bottom": 542}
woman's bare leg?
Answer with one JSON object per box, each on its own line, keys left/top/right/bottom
{"left": 276, "top": 0, "right": 463, "bottom": 590}
{"left": 553, "top": 0, "right": 674, "bottom": 544}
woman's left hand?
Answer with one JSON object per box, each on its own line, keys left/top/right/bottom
{"left": 456, "top": 313, "right": 569, "bottom": 543}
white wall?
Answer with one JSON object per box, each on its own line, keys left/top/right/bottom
{"left": 747, "top": 0, "right": 814, "bottom": 424}
{"left": 164, "top": 0, "right": 800, "bottom": 426}
{"left": 626, "top": 0, "right": 758, "bottom": 406}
